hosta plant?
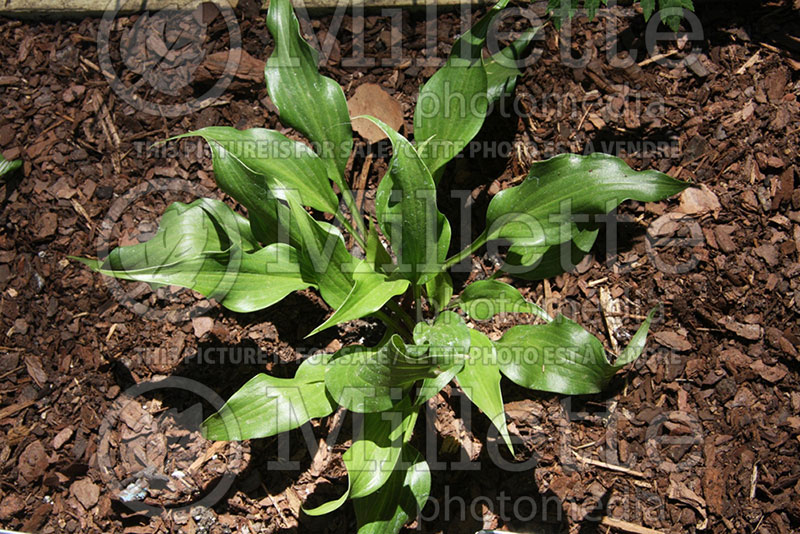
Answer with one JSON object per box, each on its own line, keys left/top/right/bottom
{"left": 77, "top": 1, "right": 687, "bottom": 532}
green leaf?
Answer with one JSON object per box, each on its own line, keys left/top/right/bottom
{"left": 412, "top": 311, "right": 470, "bottom": 404}
{"left": 75, "top": 199, "right": 310, "bottom": 313}
{"left": 202, "top": 353, "right": 333, "bottom": 440}
{"left": 171, "top": 127, "right": 338, "bottom": 214}
{"left": 347, "top": 400, "right": 417, "bottom": 499}
{"left": 547, "top": 0, "right": 580, "bottom": 29}
{"left": 0, "top": 154, "right": 21, "bottom": 179}
{"left": 424, "top": 271, "right": 453, "bottom": 315}
{"left": 413, "top": 0, "right": 521, "bottom": 177}
{"left": 325, "top": 335, "right": 463, "bottom": 413}
{"left": 286, "top": 198, "right": 356, "bottom": 309}
{"left": 486, "top": 153, "right": 687, "bottom": 248}
{"left": 495, "top": 310, "right": 656, "bottom": 395}
{"left": 584, "top": 0, "right": 603, "bottom": 19}
{"left": 456, "top": 329, "right": 512, "bottom": 452}
{"left": 453, "top": 280, "right": 550, "bottom": 322}
{"left": 502, "top": 227, "right": 598, "bottom": 280}
{"left": 307, "top": 261, "right": 410, "bottom": 337}
{"left": 305, "top": 400, "right": 419, "bottom": 516}
{"left": 353, "top": 444, "right": 430, "bottom": 534}
{"left": 178, "top": 134, "right": 296, "bottom": 245}
{"left": 449, "top": 0, "right": 510, "bottom": 64}
{"left": 364, "top": 116, "right": 451, "bottom": 284}
{"left": 484, "top": 27, "right": 540, "bottom": 105}
{"left": 641, "top": 0, "right": 656, "bottom": 20}
{"left": 413, "top": 311, "right": 471, "bottom": 359}
{"left": 414, "top": 62, "right": 488, "bottom": 178}
{"left": 265, "top": 0, "right": 353, "bottom": 182}
{"left": 365, "top": 220, "right": 394, "bottom": 274}
{"left": 658, "top": 0, "right": 694, "bottom": 31}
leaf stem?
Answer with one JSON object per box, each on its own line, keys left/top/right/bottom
{"left": 387, "top": 300, "right": 416, "bottom": 331}
{"left": 403, "top": 406, "right": 420, "bottom": 443}
{"left": 413, "top": 285, "right": 423, "bottom": 323}
{"left": 374, "top": 311, "right": 412, "bottom": 343}
{"left": 335, "top": 212, "right": 367, "bottom": 251}
{"left": 338, "top": 184, "right": 368, "bottom": 246}
{"left": 442, "top": 230, "right": 488, "bottom": 271}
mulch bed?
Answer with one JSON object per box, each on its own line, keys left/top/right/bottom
{"left": 1, "top": 0, "right": 799, "bottom": 532}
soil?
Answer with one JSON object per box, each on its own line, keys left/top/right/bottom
{"left": 1, "top": 0, "right": 799, "bottom": 533}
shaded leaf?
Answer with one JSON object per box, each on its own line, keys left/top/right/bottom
{"left": 425, "top": 271, "right": 453, "bottom": 315}
{"left": 353, "top": 445, "right": 430, "bottom": 534}
{"left": 413, "top": 311, "right": 470, "bottom": 403}
{"left": 454, "top": 280, "right": 550, "bottom": 322}
{"left": 449, "top": 0, "right": 510, "bottom": 64}
{"left": 502, "top": 227, "right": 598, "bottom": 281}
{"left": 325, "top": 336, "right": 463, "bottom": 413}
{"left": 414, "top": 63, "right": 488, "bottom": 178}
{"left": 172, "top": 127, "right": 338, "bottom": 214}
{"left": 484, "top": 27, "right": 540, "bottom": 104}
{"left": 286, "top": 198, "right": 356, "bottom": 309}
{"left": 308, "top": 261, "right": 410, "bottom": 337}
{"left": 486, "top": 153, "right": 687, "bottom": 248}
{"left": 202, "top": 353, "right": 333, "bottom": 440}
{"left": 496, "top": 309, "right": 656, "bottom": 395}
{"left": 305, "top": 401, "right": 419, "bottom": 516}
{"left": 365, "top": 116, "right": 451, "bottom": 284}
{"left": 456, "top": 329, "right": 512, "bottom": 452}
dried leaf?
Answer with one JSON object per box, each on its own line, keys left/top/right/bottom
{"left": 347, "top": 83, "right": 404, "bottom": 144}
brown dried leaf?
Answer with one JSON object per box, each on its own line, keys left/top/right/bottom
{"left": 347, "top": 83, "right": 405, "bottom": 144}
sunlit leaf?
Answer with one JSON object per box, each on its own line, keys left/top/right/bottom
{"left": 202, "top": 353, "right": 333, "bottom": 440}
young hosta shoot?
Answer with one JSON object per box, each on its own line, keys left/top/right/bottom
{"left": 78, "top": 1, "right": 688, "bottom": 532}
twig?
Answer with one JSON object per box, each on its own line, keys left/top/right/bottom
{"left": 600, "top": 517, "right": 665, "bottom": 534}
{"left": 637, "top": 49, "right": 679, "bottom": 67}
{"left": 0, "top": 399, "right": 35, "bottom": 420}
{"left": 735, "top": 50, "right": 760, "bottom": 75}
{"left": 573, "top": 451, "right": 646, "bottom": 478}
{"left": 262, "top": 486, "right": 290, "bottom": 528}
